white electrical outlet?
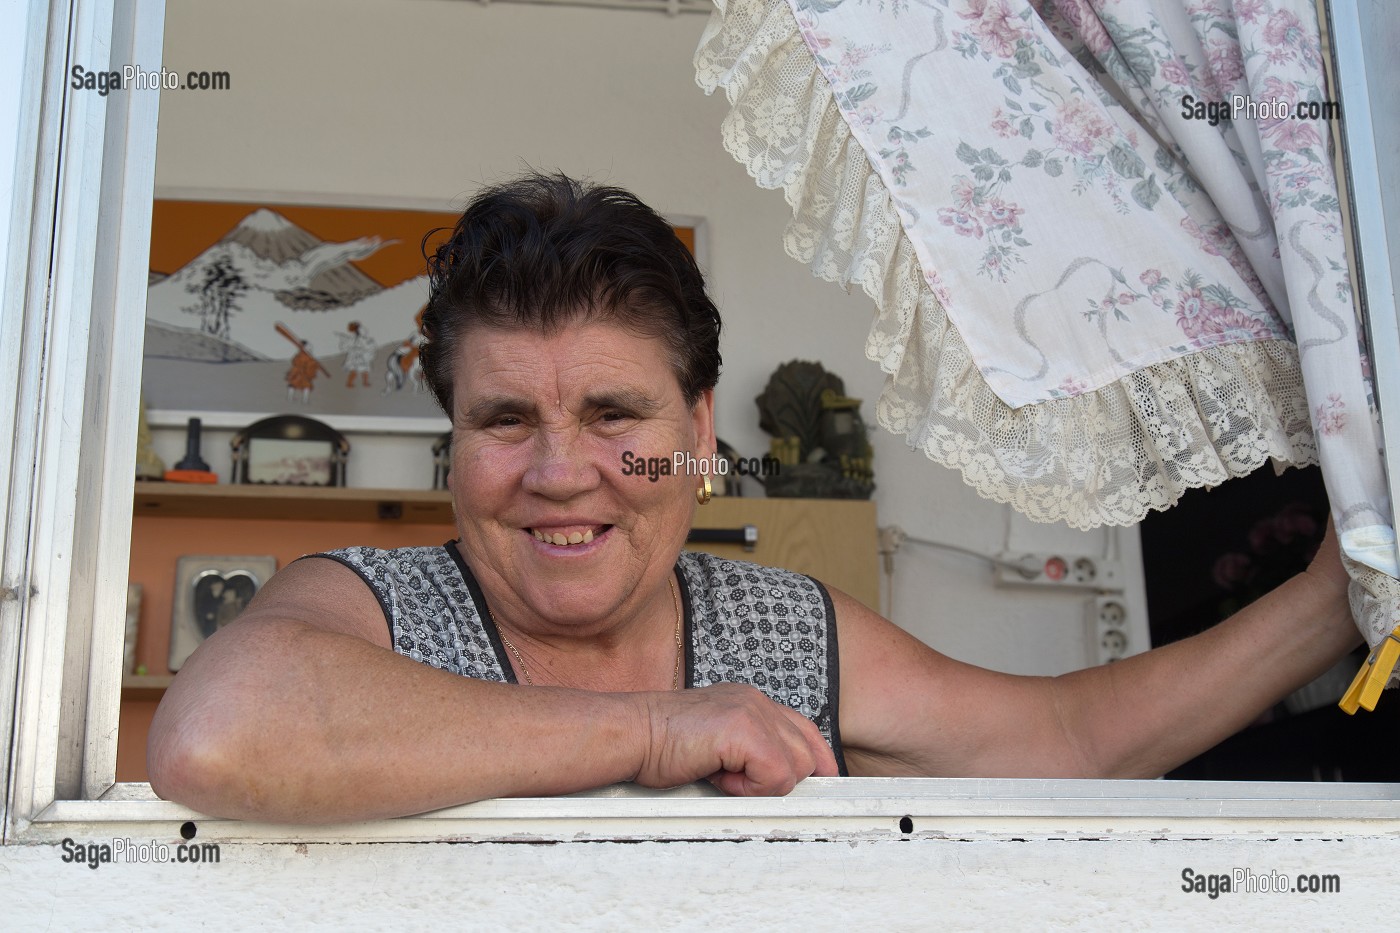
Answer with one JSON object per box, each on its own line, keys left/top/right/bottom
{"left": 1089, "top": 595, "right": 1131, "bottom": 664}
{"left": 995, "top": 553, "right": 1122, "bottom": 590}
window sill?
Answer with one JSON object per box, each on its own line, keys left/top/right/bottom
{"left": 13, "top": 778, "right": 1400, "bottom": 846}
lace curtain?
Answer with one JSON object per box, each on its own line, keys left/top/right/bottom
{"left": 696, "top": 0, "right": 1400, "bottom": 678}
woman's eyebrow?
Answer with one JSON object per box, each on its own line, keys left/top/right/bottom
{"left": 460, "top": 389, "right": 662, "bottom": 424}
{"left": 584, "top": 389, "right": 663, "bottom": 416}
{"left": 460, "top": 395, "right": 536, "bottom": 425}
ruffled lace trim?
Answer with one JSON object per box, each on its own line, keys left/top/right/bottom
{"left": 695, "top": 0, "right": 1317, "bottom": 529}
{"left": 1348, "top": 561, "right": 1400, "bottom": 662}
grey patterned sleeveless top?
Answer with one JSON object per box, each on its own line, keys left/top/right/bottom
{"left": 312, "top": 544, "right": 847, "bottom": 774}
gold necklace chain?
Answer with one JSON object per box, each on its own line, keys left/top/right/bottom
{"left": 493, "top": 576, "right": 684, "bottom": 690}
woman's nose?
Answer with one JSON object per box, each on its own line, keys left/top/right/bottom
{"left": 520, "top": 431, "right": 601, "bottom": 499}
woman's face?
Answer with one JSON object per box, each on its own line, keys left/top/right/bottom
{"left": 447, "top": 317, "right": 715, "bottom": 635}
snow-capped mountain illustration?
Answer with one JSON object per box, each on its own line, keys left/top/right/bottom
{"left": 145, "top": 208, "right": 427, "bottom": 363}
{"left": 217, "top": 208, "right": 387, "bottom": 309}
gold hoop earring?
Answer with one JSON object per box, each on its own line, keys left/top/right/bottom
{"left": 696, "top": 474, "right": 712, "bottom": 505}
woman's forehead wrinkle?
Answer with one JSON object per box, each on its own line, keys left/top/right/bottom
{"left": 553, "top": 354, "right": 663, "bottom": 410}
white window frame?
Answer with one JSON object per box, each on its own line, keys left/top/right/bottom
{"left": 4, "top": 0, "right": 1400, "bottom": 848}
{"left": 1327, "top": 0, "right": 1400, "bottom": 536}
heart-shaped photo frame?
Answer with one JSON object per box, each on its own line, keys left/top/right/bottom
{"left": 191, "top": 570, "right": 260, "bottom": 639}
{"left": 169, "top": 555, "right": 278, "bottom": 671}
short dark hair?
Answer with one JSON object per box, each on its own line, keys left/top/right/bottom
{"left": 420, "top": 172, "right": 722, "bottom": 414}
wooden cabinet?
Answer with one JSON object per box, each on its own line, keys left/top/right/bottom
{"left": 120, "top": 483, "right": 878, "bottom": 781}
{"left": 688, "top": 495, "right": 879, "bottom": 605}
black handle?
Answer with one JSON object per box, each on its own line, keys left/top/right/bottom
{"left": 686, "top": 525, "right": 758, "bottom": 552}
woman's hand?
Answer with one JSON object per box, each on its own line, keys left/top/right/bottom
{"left": 630, "top": 683, "right": 839, "bottom": 795}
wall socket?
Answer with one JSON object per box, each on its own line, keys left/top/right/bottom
{"left": 1089, "top": 595, "right": 1131, "bottom": 664}
{"left": 994, "top": 553, "right": 1122, "bottom": 590}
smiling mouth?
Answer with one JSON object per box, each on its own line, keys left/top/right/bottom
{"left": 526, "top": 525, "right": 612, "bottom": 547}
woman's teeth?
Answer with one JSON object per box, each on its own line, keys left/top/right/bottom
{"left": 531, "top": 528, "right": 595, "bottom": 546}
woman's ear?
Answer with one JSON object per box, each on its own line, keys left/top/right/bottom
{"left": 692, "top": 388, "right": 717, "bottom": 457}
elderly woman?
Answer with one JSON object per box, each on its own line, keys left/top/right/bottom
{"left": 149, "top": 174, "right": 1360, "bottom": 823}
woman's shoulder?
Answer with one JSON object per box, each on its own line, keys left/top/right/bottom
{"left": 305, "top": 543, "right": 461, "bottom": 584}
{"left": 677, "top": 550, "right": 829, "bottom": 603}
{"left": 678, "top": 549, "right": 816, "bottom": 579}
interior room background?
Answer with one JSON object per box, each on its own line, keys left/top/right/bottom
{"left": 138, "top": 0, "right": 1400, "bottom": 804}
{"left": 142, "top": 0, "right": 1155, "bottom": 685}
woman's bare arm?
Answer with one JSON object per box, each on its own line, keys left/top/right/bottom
{"left": 148, "top": 558, "right": 835, "bottom": 823}
{"left": 838, "top": 523, "right": 1360, "bottom": 779}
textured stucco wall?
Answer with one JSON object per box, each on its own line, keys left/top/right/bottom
{"left": 4, "top": 833, "right": 1397, "bottom": 928}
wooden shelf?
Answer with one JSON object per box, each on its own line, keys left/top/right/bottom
{"left": 131, "top": 483, "right": 881, "bottom": 608}
{"left": 133, "top": 481, "right": 455, "bottom": 523}
{"left": 122, "top": 674, "right": 174, "bottom": 701}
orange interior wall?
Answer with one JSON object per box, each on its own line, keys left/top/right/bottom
{"left": 119, "top": 515, "right": 453, "bottom": 782}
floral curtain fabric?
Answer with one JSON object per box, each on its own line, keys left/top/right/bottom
{"left": 697, "top": 0, "right": 1400, "bottom": 661}
{"left": 796, "top": 0, "right": 1294, "bottom": 409}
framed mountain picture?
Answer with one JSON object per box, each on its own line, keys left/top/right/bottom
{"left": 143, "top": 198, "right": 460, "bottom": 431}
{"left": 142, "top": 197, "right": 700, "bottom": 433}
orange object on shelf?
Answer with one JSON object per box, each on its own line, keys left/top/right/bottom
{"left": 163, "top": 469, "right": 218, "bottom": 484}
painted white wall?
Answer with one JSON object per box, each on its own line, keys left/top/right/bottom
{"left": 146, "top": 0, "right": 1149, "bottom": 675}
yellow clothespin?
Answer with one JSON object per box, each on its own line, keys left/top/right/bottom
{"left": 1340, "top": 624, "right": 1400, "bottom": 714}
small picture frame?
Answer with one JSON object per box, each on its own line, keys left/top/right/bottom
{"left": 169, "top": 555, "right": 278, "bottom": 671}
{"left": 230, "top": 414, "right": 349, "bottom": 486}
{"left": 246, "top": 436, "right": 335, "bottom": 485}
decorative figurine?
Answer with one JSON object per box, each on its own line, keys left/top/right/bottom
{"left": 819, "top": 388, "right": 875, "bottom": 488}
{"left": 134, "top": 393, "right": 166, "bottom": 480}
{"left": 123, "top": 583, "right": 143, "bottom": 675}
{"left": 754, "top": 360, "right": 874, "bottom": 499}
{"left": 432, "top": 431, "right": 452, "bottom": 490}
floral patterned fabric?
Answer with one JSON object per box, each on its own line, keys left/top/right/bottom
{"left": 697, "top": 0, "right": 1400, "bottom": 651}
{"left": 787, "top": 0, "right": 1295, "bottom": 409}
